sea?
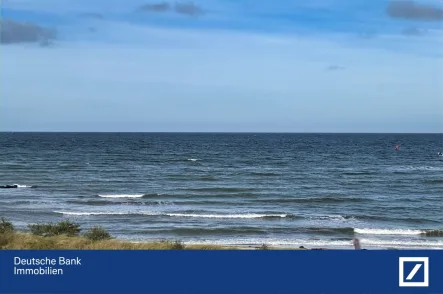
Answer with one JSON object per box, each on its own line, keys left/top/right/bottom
{"left": 1, "top": 133, "right": 442, "bottom": 249}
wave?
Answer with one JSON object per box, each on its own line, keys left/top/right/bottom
{"left": 68, "top": 200, "right": 147, "bottom": 206}
{"left": 0, "top": 200, "right": 53, "bottom": 205}
{"left": 249, "top": 171, "right": 280, "bottom": 177}
{"left": 15, "top": 184, "right": 32, "bottom": 188}
{"left": 185, "top": 238, "right": 354, "bottom": 248}
{"left": 341, "top": 171, "right": 377, "bottom": 176}
{"left": 0, "top": 184, "right": 33, "bottom": 188}
{"left": 354, "top": 214, "right": 440, "bottom": 224}
{"left": 302, "top": 213, "right": 439, "bottom": 225}
{"left": 2, "top": 200, "right": 32, "bottom": 205}
{"left": 52, "top": 207, "right": 437, "bottom": 226}
{"left": 423, "top": 179, "right": 443, "bottom": 184}
{"left": 198, "top": 176, "right": 217, "bottom": 182}
{"left": 187, "top": 158, "right": 199, "bottom": 162}
{"left": 389, "top": 166, "right": 443, "bottom": 173}
{"left": 55, "top": 211, "right": 132, "bottom": 216}
{"left": 68, "top": 199, "right": 173, "bottom": 206}
{"left": 99, "top": 193, "right": 164, "bottom": 199}
{"left": 355, "top": 228, "right": 422, "bottom": 235}
{"left": 359, "top": 239, "right": 443, "bottom": 248}
{"left": 308, "top": 215, "right": 356, "bottom": 221}
{"left": 355, "top": 228, "right": 443, "bottom": 237}
{"left": 308, "top": 227, "right": 355, "bottom": 235}
{"left": 165, "top": 213, "right": 289, "bottom": 219}
{"left": 185, "top": 187, "right": 256, "bottom": 193}
{"left": 150, "top": 227, "right": 269, "bottom": 236}
{"left": 184, "top": 238, "right": 443, "bottom": 249}
{"left": 145, "top": 226, "right": 356, "bottom": 236}
{"left": 68, "top": 200, "right": 118, "bottom": 206}
{"left": 0, "top": 162, "right": 29, "bottom": 168}
{"left": 54, "top": 211, "right": 291, "bottom": 219}
{"left": 166, "top": 175, "right": 217, "bottom": 182}
{"left": 256, "top": 196, "right": 370, "bottom": 204}
{"left": 98, "top": 194, "right": 145, "bottom": 198}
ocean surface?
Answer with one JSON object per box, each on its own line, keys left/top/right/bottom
{"left": 1, "top": 133, "right": 442, "bottom": 249}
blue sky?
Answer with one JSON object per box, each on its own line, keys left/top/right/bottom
{"left": 1, "top": 0, "right": 443, "bottom": 132}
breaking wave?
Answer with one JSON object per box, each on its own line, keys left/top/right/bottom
{"left": 355, "top": 228, "right": 443, "bottom": 237}
{"left": 164, "top": 213, "right": 288, "bottom": 219}
{"left": 184, "top": 238, "right": 443, "bottom": 249}
{"left": 54, "top": 211, "right": 291, "bottom": 219}
{"left": 98, "top": 194, "right": 145, "bottom": 198}
{"left": 16, "top": 184, "right": 32, "bottom": 188}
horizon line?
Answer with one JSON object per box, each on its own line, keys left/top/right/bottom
{"left": 1, "top": 131, "right": 443, "bottom": 134}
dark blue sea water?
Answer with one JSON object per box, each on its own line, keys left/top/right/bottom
{"left": 1, "top": 133, "right": 442, "bottom": 249}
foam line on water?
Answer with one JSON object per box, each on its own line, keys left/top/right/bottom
{"left": 355, "top": 228, "right": 443, "bottom": 236}
{"left": 98, "top": 194, "right": 145, "bottom": 198}
{"left": 355, "top": 228, "right": 423, "bottom": 235}
{"left": 54, "top": 211, "right": 289, "bottom": 219}
{"left": 184, "top": 238, "right": 443, "bottom": 249}
{"left": 55, "top": 211, "right": 164, "bottom": 216}
{"left": 13, "top": 184, "right": 31, "bottom": 188}
{"left": 165, "top": 213, "right": 288, "bottom": 219}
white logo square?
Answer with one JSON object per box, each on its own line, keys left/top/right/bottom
{"left": 399, "top": 257, "right": 429, "bottom": 287}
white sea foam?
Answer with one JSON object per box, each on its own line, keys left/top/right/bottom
{"left": 55, "top": 211, "right": 161, "bottom": 216}
{"left": 98, "top": 194, "right": 144, "bottom": 198}
{"left": 54, "top": 211, "right": 287, "bottom": 219}
{"left": 166, "top": 213, "right": 287, "bottom": 219}
{"left": 388, "top": 166, "right": 443, "bottom": 172}
{"left": 309, "top": 215, "right": 355, "bottom": 221}
{"left": 359, "top": 239, "right": 443, "bottom": 249}
{"left": 13, "top": 184, "right": 31, "bottom": 188}
{"left": 55, "top": 211, "right": 130, "bottom": 216}
{"left": 355, "top": 228, "right": 423, "bottom": 235}
{"left": 185, "top": 238, "right": 443, "bottom": 249}
{"left": 187, "top": 158, "right": 199, "bottom": 161}
{"left": 185, "top": 238, "right": 352, "bottom": 247}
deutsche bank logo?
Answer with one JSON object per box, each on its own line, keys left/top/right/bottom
{"left": 399, "top": 257, "right": 429, "bottom": 287}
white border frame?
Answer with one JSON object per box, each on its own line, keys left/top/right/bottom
{"left": 399, "top": 257, "right": 429, "bottom": 287}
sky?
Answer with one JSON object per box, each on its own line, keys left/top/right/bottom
{"left": 1, "top": 0, "right": 443, "bottom": 132}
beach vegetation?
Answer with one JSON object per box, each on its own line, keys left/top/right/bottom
{"left": 0, "top": 218, "right": 14, "bottom": 234}
{"left": 28, "top": 220, "right": 81, "bottom": 237}
{"left": 0, "top": 218, "right": 289, "bottom": 250}
{"left": 84, "top": 226, "right": 112, "bottom": 241}
{"left": 0, "top": 219, "right": 232, "bottom": 249}
{"left": 0, "top": 231, "right": 232, "bottom": 250}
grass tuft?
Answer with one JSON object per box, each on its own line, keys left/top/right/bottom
{"left": 29, "top": 220, "right": 81, "bottom": 237}
{"left": 84, "top": 226, "right": 112, "bottom": 241}
{"left": 0, "top": 218, "right": 14, "bottom": 234}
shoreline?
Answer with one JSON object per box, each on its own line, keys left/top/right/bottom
{"left": 1, "top": 219, "right": 441, "bottom": 250}
{"left": 3, "top": 231, "right": 441, "bottom": 250}
{"left": 0, "top": 231, "right": 233, "bottom": 250}
{"left": 0, "top": 230, "right": 320, "bottom": 250}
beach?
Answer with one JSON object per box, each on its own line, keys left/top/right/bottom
{"left": 1, "top": 133, "right": 442, "bottom": 250}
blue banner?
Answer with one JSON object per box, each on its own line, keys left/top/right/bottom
{"left": 1, "top": 250, "right": 442, "bottom": 294}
